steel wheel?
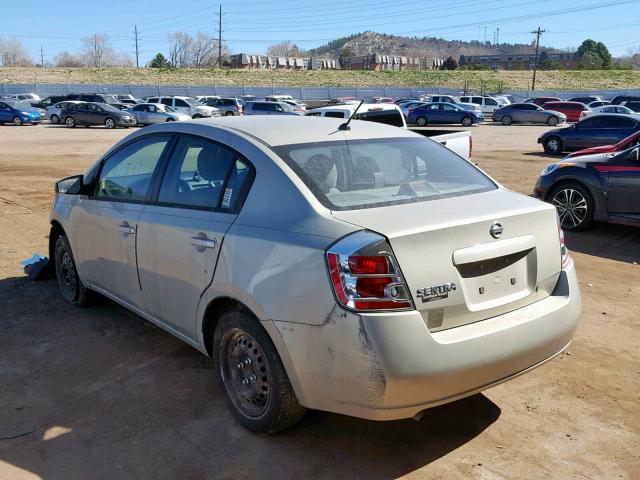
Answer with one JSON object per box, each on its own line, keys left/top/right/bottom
{"left": 416, "top": 116, "right": 427, "bottom": 127}
{"left": 461, "top": 116, "right": 473, "bottom": 127}
{"left": 57, "top": 249, "right": 78, "bottom": 302}
{"left": 105, "top": 118, "right": 116, "bottom": 129}
{"left": 13, "top": 116, "right": 23, "bottom": 126}
{"left": 544, "top": 137, "right": 562, "bottom": 155}
{"left": 219, "top": 328, "right": 272, "bottom": 419}
{"left": 65, "top": 116, "right": 76, "bottom": 128}
{"left": 552, "top": 188, "right": 589, "bottom": 229}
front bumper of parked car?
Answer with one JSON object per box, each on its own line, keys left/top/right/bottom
{"left": 273, "top": 260, "right": 581, "bottom": 421}
{"left": 118, "top": 117, "right": 137, "bottom": 125}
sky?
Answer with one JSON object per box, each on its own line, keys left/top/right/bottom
{"left": 3, "top": 0, "right": 640, "bottom": 65}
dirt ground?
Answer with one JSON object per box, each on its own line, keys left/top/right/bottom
{"left": 0, "top": 122, "right": 638, "bottom": 480}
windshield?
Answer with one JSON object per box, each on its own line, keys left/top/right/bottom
{"left": 101, "top": 103, "right": 122, "bottom": 113}
{"left": 185, "top": 97, "right": 201, "bottom": 107}
{"left": 280, "top": 102, "right": 294, "bottom": 112}
{"left": 273, "top": 137, "right": 496, "bottom": 210}
{"left": 102, "top": 95, "right": 119, "bottom": 105}
{"left": 6, "top": 100, "right": 30, "bottom": 109}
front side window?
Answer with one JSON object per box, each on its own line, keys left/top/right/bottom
{"left": 175, "top": 99, "right": 189, "bottom": 108}
{"left": 273, "top": 137, "right": 496, "bottom": 210}
{"left": 158, "top": 137, "right": 235, "bottom": 209}
{"left": 324, "top": 111, "right": 346, "bottom": 118}
{"left": 94, "top": 136, "right": 170, "bottom": 202}
{"left": 161, "top": 98, "right": 173, "bottom": 106}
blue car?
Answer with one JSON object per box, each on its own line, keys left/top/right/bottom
{"left": 407, "top": 102, "right": 484, "bottom": 127}
{"left": 0, "top": 100, "right": 43, "bottom": 126}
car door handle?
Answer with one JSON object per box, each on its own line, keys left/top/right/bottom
{"left": 191, "top": 236, "right": 217, "bottom": 249}
{"left": 118, "top": 223, "right": 135, "bottom": 235}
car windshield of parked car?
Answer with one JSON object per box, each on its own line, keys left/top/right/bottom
{"left": 273, "top": 137, "right": 496, "bottom": 210}
{"left": 184, "top": 97, "right": 202, "bottom": 107}
{"left": 101, "top": 95, "right": 119, "bottom": 105}
{"left": 5, "top": 100, "right": 29, "bottom": 110}
{"left": 280, "top": 102, "right": 294, "bottom": 112}
{"left": 102, "top": 104, "right": 123, "bottom": 113}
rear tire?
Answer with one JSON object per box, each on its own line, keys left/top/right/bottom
{"left": 416, "top": 116, "right": 427, "bottom": 127}
{"left": 213, "top": 309, "right": 307, "bottom": 435}
{"left": 548, "top": 182, "right": 594, "bottom": 231}
{"left": 547, "top": 116, "right": 559, "bottom": 126}
{"left": 461, "top": 116, "right": 473, "bottom": 127}
{"left": 501, "top": 115, "right": 512, "bottom": 126}
{"left": 544, "top": 136, "right": 563, "bottom": 155}
{"left": 13, "top": 116, "right": 23, "bottom": 126}
{"left": 54, "top": 235, "right": 91, "bottom": 306}
{"left": 165, "top": 118, "right": 175, "bottom": 122}
{"left": 192, "top": 114, "right": 203, "bottom": 119}
{"left": 65, "top": 116, "right": 76, "bottom": 128}
{"left": 104, "top": 117, "right": 116, "bottom": 129}
{"left": 50, "top": 114, "right": 60, "bottom": 125}
{"left": 225, "top": 111, "right": 234, "bottom": 116}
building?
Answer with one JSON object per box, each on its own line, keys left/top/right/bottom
{"left": 229, "top": 54, "right": 338, "bottom": 70}
{"left": 460, "top": 51, "right": 579, "bottom": 70}
{"left": 340, "top": 54, "right": 442, "bottom": 71}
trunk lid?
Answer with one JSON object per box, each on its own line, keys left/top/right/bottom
{"left": 331, "top": 189, "right": 562, "bottom": 331}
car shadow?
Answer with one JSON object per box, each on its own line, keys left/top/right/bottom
{"left": 565, "top": 222, "right": 640, "bottom": 264}
{"left": 0, "top": 276, "right": 501, "bottom": 479}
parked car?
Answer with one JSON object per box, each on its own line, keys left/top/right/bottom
{"left": 115, "top": 94, "right": 142, "bottom": 103}
{"left": 398, "top": 101, "right": 428, "bottom": 117}
{"left": 46, "top": 100, "right": 84, "bottom": 124}
{"left": 586, "top": 100, "right": 610, "bottom": 109}
{"left": 427, "top": 95, "right": 459, "bottom": 104}
{"left": 0, "top": 100, "right": 43, "bottom": 125}
{"left": 541, "top": 101, "right": 590, "bottom": 122}
{"left": 459, "top": 95, "right": 502, "bottom": 114}
{"left": 265, "top": 95, "right": 306, "bottom": 110}
{"left": 118, "top": 98, "right": 143, "bottom": 106}
{"left": 35, "top": 95, "right": 68, "bottom": 109}
{"left": 305, "top": 103, "right": 407, "bottom": 128}
{"left": 492, "top": 103, "right": 566, "bottom": 126}
{"left": 146, "top": 96, "right": 220, "bottom": 118}
{"left": 579, "top": 104, "right": 634, "bottom": 120}
{"left": 534, "top": 145, "right": 640, "bottom": 230}
{"left": 566, "top": 130, "right": 640, "bottom": 158}
{"left": 205, "top": 97, "right": 244, "bottom": 116}
{"left": 524, "top": 96, "right": 561, "bottom": 107}
{"left": 568, "top": 96, "right": 602, "bottom": 104}
{"left": 49, "top": 116, "right": 581, "bottom": 434}
{"left": 244, "top": 101, "right": 300, "bottom": 116}
{"left": 66, "top": 93, "right": 128, "bottom": 110}
{"left": 611, "top": 95, "right": 640, "bottom": 105}
{"left": 61, "top": 102, "right": 137, "bottom": 128}
{"left": 282, "top": 100, "right": 307, "bottom": 113}
{"left": 195, "top": 95, "right": 220, "bottom": 104}
{"left": 128, "top": 103, "right": 191, "bottom": 125}
{"left": 1, "top": 93, "right": 41, "bottom": 106}
{"left": 538, "top": 114, "right": 640, "bottom": 154}
{"left": 407, "top": 102, "right": 484, "bottom": 126}
{"left": 622, "top": 101, "right": 640, "bottom": 113}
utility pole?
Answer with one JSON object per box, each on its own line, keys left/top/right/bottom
{"left": 216, "top": 4, "right": 222, "bottom": 68}
{"left": 134, "top": 25, "right": 140, "bottom": 68}
{"left": 496, "top": 27, "right": 500, "bottom": 45}
{"left": 40, "top": 45, "right": 44, "bottom": 68}
{"left": 484, "top": 26, "right": 487, "bottom": 44}
{"left": 530, "top": 27, "right": 545, "bottom": 91}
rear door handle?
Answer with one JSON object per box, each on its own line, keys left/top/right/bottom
{"left": 191, "top": 235, "right": 217, "bottom": 249}
{"left": 118, "top": 223, "right": 135, "bottom": 235}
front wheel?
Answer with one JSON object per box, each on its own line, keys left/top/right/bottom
{"left": 54, "top": 235, "right": 91, "bottom": 306}
{"left": 214, "top": 310, "right": 307, "bottom": 435}
{"left": 549, "top": 183, "right": 594, "bottom": 231}
{"left": 50, "top": 114, "right": 60, "bottom": 124}
{"left": 501, "top": 115, "right": 512, "bottom": 126}
{"left": 547, "top": 116, "right": 559, "bottom": 126}
{"left": 13, "top": 116, "right": 23, "bottom": 126}
{"left": 104, "top": 117, "right": 116, "bottom": 129}
{"left": 461, "top": 116, "right": 473, "bottom": 127}
{"left": 165, "top": 118, "right": 175, "bottom": 122}
{"left": 544, "top": 136, "right": 563, "bottom": 155}
{"left": 192, "top": 114, "right": 203, "bottom": 119}
{"left": 416, "top": 116, "right": 427, "bottom": 127}
{"left": 65, "top": 116, "right": 76, "bottom": 128}
{"left": 225, "top": 111, "right": 235, "bottom": 116}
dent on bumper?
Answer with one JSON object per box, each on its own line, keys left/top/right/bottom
{"left": 273, "top": 260, "right": 581, "bottom": 421}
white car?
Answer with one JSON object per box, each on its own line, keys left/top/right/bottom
{"left": 305, "top": 103, "right": 407, "bottom": 128}
{"left": 46, "top": 100, "right": 84, "bottom": 124}
{"left": 195, "top": 95, "right": 220, "bottom": 104}
{"left": 2, "top": 93, "right": 41, "bottom": 105}
{"left": 459, "top": 95, "right": 503, "bottom": 114}
{"left": 579, "top": 104, "right": 634, "bottom": 120}
{"left": 50, "top": 116, "right": 581, "bottom": 434}
{"left": 425, "top": 95, "right": 481, "bottom": 112}
{"left": 146, "top": 96, "right": 220, "bottom": 119}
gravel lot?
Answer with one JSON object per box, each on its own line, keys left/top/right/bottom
{"left": 0, "top": 122, "right": 638, "bottom": 479}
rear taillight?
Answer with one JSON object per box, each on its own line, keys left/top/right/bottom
{"left": 326, "top": 231, "right": 413, "bottom": 312}
{"left": 557, "top": 216, "right": 571, "bottom": 268}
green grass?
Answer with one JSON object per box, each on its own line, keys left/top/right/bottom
{"left": 2, "top": 67, "right": 640, "bottom": 91}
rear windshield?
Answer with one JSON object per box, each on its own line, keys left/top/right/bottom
{"left": 273, "top": 137, "right": 496, "bottom": 210}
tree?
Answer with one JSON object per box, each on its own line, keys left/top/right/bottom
{"left": 149, "top": 53, "right": 171, "bottom": 68}
{"left": 577, "top": 39, "right": 598, "bottom": 59}
{"left": 596, "top": 42, "right": 612, "bottom": 69}
{"left": 440, "top": 56, "right": 457, "bottom": 70}
{"left": 0, "top": 37, "right": 32, "bottom": 66}
{"left": 579, "top": 51, "right": 603, "bottom": 70}
{"left": 577, "top": 38, "right": 612, "bottom": 70}
{"left": 628, "top": 45, "right": 640, "bottom": 69}
{"left": 192, "top": 32, "right": 216, "bottom": 67}
{"left": 54, "top": 51, "right": 84, "bottom": 67}
{"left": 168, "top": 32, "right": 193, "bottom": 67}
{"left": 267, "top": 41, "right": 303, "bottom": 57}
{"left": 339, "top": 47, "right": 355, "bottom": 59}
{"left": 81, "top": 33, "right": 112, "bottom": 68}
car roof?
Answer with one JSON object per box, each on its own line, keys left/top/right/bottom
{"left": 311, "top": 103, "right": 400, "bottom": 113}
{"left": 138, "top": 116, "right": 418, "bottom": 147}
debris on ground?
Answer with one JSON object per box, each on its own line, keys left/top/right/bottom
{"left": 21, "top": 254, "right": 49, "bottom": 280}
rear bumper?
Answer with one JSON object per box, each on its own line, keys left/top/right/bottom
{"left": 274, "top": 260, "right": 581, "bottom": 421}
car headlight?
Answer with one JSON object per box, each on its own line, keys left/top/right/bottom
{"left": 541, "top": 162, "right": 574, "bottom": 176}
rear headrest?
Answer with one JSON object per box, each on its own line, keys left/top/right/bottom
{"left": 197, "top": 147, "right": 234, "bottom": 182}
{"left": 305, "top": 154, "right": 337, "bottom": 193}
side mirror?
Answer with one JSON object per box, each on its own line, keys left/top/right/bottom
{"left": 56, "top": 175, "right": 84, "bottom": 195}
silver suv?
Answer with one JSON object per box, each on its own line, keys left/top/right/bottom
{"left": 50, "top": 117, "right": 581, "bottom": 434}
{"left": 146, "top": 96, "right": 220, "bottom": 118}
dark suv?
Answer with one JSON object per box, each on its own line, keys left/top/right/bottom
{"left": 66, "top": 94, "right": 128, "bottom": 110}
{"left": 611, "top": 95, "right": 640, "bottom": 105}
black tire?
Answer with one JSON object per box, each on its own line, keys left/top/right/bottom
{"left": 165, "top": 118, "right": 175, "bottom": 122}
{"left": 213, "top": 309, "right": 307, "bottom": 434}
{"left": 416, "top": 116, "right": 427, "bottom": 127}
{"left": 104, "top": 117, "right": 116, "bottom": 129}
{"left": 461, "top": 116, "right": 473, "bottom": 127}
{"left": 50, "top": 114, "right": 60, "bottom": 125}
{"left": 544, "top": 136, "right": 563, "bottom": 155}
{"left": 192, "top": 114, "right": 203, "bottom": 119}
{"left": 501, "top": 115, "right": 512, "bottom": 126}
{"left": 225, "top": 111, "right": 234, "bottom": 116}
{"left": 54, "top": 235, "right": 91, "bottom": 306}
{"left": 547, "top": 116, "right": 559, "bottom": 126}
{"left": 13, "top": 116, "right": 23, "bottom": 126}
{"left": 548, "top": 182, "right": 595, "bottom": 231}
{"left": 65, "top": 116, "right": 76, "bottom": 128}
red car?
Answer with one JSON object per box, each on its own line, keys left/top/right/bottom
{"left": 566, "top": 130, "right": 640, "bottom": 158}
{"left": 541, "top": 101, "right": 590, "bottom": 122}
{"left": 525, "top": 96, "right": 561, "bottom": 107}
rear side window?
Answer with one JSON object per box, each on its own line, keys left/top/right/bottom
{"left": 355, "top": 110, "right": 404, "bottom": 127}
{"left": 147, "top": 97, "right": 159, "bottom": 103}
{"left": 602, "top": 116, "right": 637, "bottom": 128}
{"left": 324, "top": 111, "right": 345, "bottom": 118}
{"left": 94, "top": 136, "right": 170, "bottom": 202}
{"left": 273, "top": 137, "right": 496, "bottom": 210}
{"left": 175, "top": 99, "right": 189, "bottom": 107}
{"left": 161, "top": 98, "right": 173, "bottom": 106}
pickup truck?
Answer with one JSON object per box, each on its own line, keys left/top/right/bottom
{"left": 410, "top": 127, "right": 473, "bottom": 160}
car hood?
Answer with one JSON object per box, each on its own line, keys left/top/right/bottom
{"left": 20, "top": 107, "right": 42, "bottom": 116}
{"left": 566, "top": 144, "right": 616, "bottom": 157}
{"left": 542, "top": 109, "right": 567, "bottom": 117}
{"left": 562, "top": 152, "right": 615, "bottom": 163}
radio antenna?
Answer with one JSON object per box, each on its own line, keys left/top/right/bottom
{"left": 338, "top": 100, "right": 365, "bottom": 131}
